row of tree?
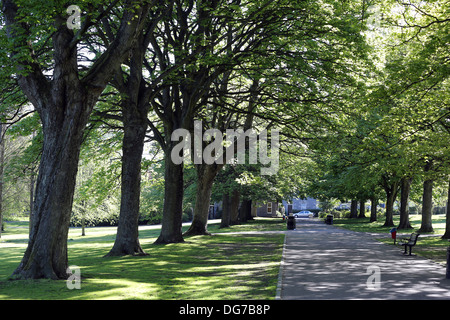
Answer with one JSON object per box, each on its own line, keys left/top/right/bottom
{"left": 0, "top": 0, "right": 448, "bottom": 280}
{"left": 307, "top": 0, "right": 449, "bottom": 234}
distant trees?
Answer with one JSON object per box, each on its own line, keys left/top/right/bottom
{"left": 307, "top": 0, "right": 449, "bottom": 232}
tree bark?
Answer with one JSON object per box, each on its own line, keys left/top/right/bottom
{"left": 370, "top": 197, "right": 377, "bottom": 222}
{"left": 382, "top": 176, "right": 400, "bottom": 227}
{"left": 358, "top": 200, "right": 366, "bottom": 218}
{"left": 398, "top": 177, "right": 413, "bottom": 230}
{"left": 13, "top": 98, "right": 89, "bottom": 279}
{"left": 106, "top": 30, "right": 151, "bottom": 256}
{"left": 230, "top": 189, "right": 241, "bottom": 225}
{"left": 350, "top": 200, "right": 358, "bottom": 218}
{"left": 154, "top": 152, "right": 185, "bottom": 244}
{"left": 383, "top": 189, "right": 397, "bottom": 227}
{"left": 3, "top": 0, "right": 149, "bottom": 279}
{"left": 0, "top": 124, "right": 4, "bottom": 239}
{"left": 29, "top": 168, "right": 36, "bottom": 234}
{"left": 106, "top": 110, "right": 148, "bottom": 256}
{"left": 240, "top": 199, "right": 252, "bottom": 223}
{"left": 442, "top": 179, "right": 450, "bottom": 239}
{"left": 419, "top": 179, "right": 434, "bottom": 233}
{"left": 183, "top": 163, "right": 220, "bottom": 236}
{"left": 220, "top": 193, "right": 231, "bottom": 228}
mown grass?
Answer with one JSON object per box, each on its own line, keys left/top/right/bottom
{"left": 333, "top": 214, "right": 450, "bottom": 265}
{"left": 0, "top": 218, "right": 285, "bottom": 300}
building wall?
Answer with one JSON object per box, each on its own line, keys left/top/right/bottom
{"left": 282, "top": 197, "right": 318, "bottom": 212}
{"left": 255, "top": 201, "right": 279, "bottom": 217}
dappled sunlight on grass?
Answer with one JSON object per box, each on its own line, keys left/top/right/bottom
{"left": 334, "top": 215, "right": 450, "bottom": 265}
{"left": 333, "top": 214, "right": 447, "bottom": 235}
{"left": 0, "top": 219, "right": 285, "bottom": 300}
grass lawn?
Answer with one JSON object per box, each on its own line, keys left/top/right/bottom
{"left": 333, "top": 214, "right": 450, "bottom": 265}
{"left": 0, "top": 218, "right": 285, "bottom": 300}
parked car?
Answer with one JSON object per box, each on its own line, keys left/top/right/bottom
{"left": 294, "top": 210, "right": 313, "bottom": 218}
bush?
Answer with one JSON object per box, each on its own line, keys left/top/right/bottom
{"left": 139, "top": 210, "right": 162, "bottom": 225}
{"left": 182, "top": 208, "right": 193, "bottom": 222}
{"left": 70, "top": 196, "right": 120, "bottom": 227}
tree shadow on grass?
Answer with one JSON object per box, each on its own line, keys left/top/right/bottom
{"left": 0, "top": 234, "right": 284, "bottom": 300}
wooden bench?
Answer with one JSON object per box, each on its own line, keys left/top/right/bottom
{"left": 398, "top": 233, "right": 420, "bottom": 256}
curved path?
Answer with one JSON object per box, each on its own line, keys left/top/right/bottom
{"left": 277, "top": 218, "right": 450, "bottom": 300}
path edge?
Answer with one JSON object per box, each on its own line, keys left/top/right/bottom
{"left": 275, "top": 234, "right": 287, "bottom": 300}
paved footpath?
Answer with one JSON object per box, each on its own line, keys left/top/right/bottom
{"left": 277, "top": 218, "right": 450, "bottom": 300}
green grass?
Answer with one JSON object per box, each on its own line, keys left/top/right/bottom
{"left": 333, "top": 214, "right": 450, "bottom": 265}
{"left": 0, "top": 218, "right": 285, "bottom": 300}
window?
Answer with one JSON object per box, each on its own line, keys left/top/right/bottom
{"left": 267, "top": 202, "right": 272, "bottom": 213}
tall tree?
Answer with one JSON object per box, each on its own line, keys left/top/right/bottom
{"left": 103, "top": 7, "right": 166, "bottom": 256}
{"left": 185, "top": 0, "right": 371, "bottom": 235}
{"left": 1, "top": 0, "right": 150, "bottom": 279}
{"left": 442, "top": 179, "right": 450, "bottom": 239}
{"left": 398, "top": 176, "right": 413, "bottom": 229}
{"left": 0, "top": 124, "right": 4, "bottom": 238}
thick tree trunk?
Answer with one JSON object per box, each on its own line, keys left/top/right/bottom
{"left": 370, "top": 197, "right": 377, "bottom": 222}
{"left": 13, "top": 98, "right": 90, "bottom": 279}
{"left": 29, "top": 169, "right": 36, "bottom": 234}
{"left": 419, "top": 179, "right": 434, "bottom": 233}
{"left": 350, "top": 200, "right": 358, "bottom": 218}
{"left": 441, "top": 179, "right": 450, "bottom": 239}
{"left": 398, "top": 177, "right": 413, "bottom": 230}
{"left": 106, "top": 115, "right": 147, "bottom": 256}
{"left": 0, "top": 124, "right": 4, "bottom": 239}
{"left": 155, "top": 153, "right": 184, "bottom": 244}
{"left": 183, "top": 164, "right": 220, "bottom": 236}
{"left": 383, "top": 190, "right": 396, "bottom": 227}
{"left": 240, "top": 199, "right": 252, "bottom": 223}
{"left": 106, "top": 34, "right": 150, "bottom": 256}
{"left": 230, "top": 189, "right": 241, "bottom": 225}
{"left": 358, "top": 200, "right": 366, "bottom": 218}
{"left": 382, "top": 178, "right": 400, "bottom": 227}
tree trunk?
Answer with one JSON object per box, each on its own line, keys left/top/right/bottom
{"left": 419, "top": 179, "right": 434, "bottom": 233}
{"left": 183, "top": 163, "right": 220, "bottom": 236}
{"left": 29, "top": 169, "right": 36, "bottom": 234}
{"left": 155, "top": 152, "right": 185, "bottom": 244}
{"left": 106, "top": 33, "right": 150, "bottom": 256}
{"left": 383, "top": 190, "right": 396, "bottom": 227}
{"left": 382, "top": 179, "right": 400, "bottom": 227}
{"left": 398, "top": 177, "right": 413, "bottom": 230}
{"left": 220, "top": 193, "right": 231, "bottom": 228}
{"left": 13, "top": 98, "right": 89, "bottom": 279}
{"left": 81, "top": 216, "right": 86, "bottom": 237}
{"left": 106, "top": 113, "right": 148, "bottom": 256}
{"left": 370, "top": 197, "right": 377, "bottom": 222}
{"left": 0, "top": 124, "right": 4, "bottom": 239}
{"left": 350, "top": 200, "right": 358, "bottom": 218}
{"left": 3, "top": 0, "right": 149, "bottom": 279}
{"left": 240, "top": 199, "right": 252, "bottom": 223}
{"left": 358, "top": 200, "right": 366, "bottom": 218}
{"left": 442, "top": 179, "right": 450, "bottom": 239}
{"left": 230, "top": 189, "right": 241, "bottom": 225}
